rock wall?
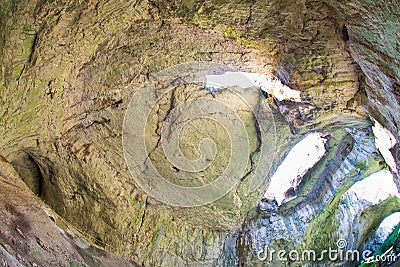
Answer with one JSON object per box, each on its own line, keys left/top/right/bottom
{"left": 0, "top": 0, "right": 399, "bottom": 266}
{"left": 0, "top": 153, "right": 140, "bottom": 266}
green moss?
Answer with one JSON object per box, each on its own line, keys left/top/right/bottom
{"left": 99, "top": 230, "right": 106, "bottom": 242}
{"left": 12, "top": 64, "right": 25, "bottom": 80}
{"left": 223, "top": 26, "right": 270, "bottom": 52}
{"left": 356, "top": 159, "right": 367, "bottom": 169}
{"left": 197, "top": 2, "right": 215, "bottom": 16}
{"left": 10, "top": 26, "right": 37, "bottom": 81}
{"left": 0, "top": 0, "right": 16, "bottom": 54}
{"left": 294, "top": 152, "right": 391, "bottom": 259}
{"left": 223, "top": 26, "right": 238, "bottom": 39}
{"left": 358, "top": 199, "right": 400, "bottom": 266}
{"left": 359, "top": 217, "right": 400, "bottom": 267}
{"left": 22, "top": 26, "right": 36, "bottom": 57}
{"left": 359, "top": 157, "right": 386, "bottom": 180}
{"left": 22, "top": 25, "right": 36, "bottom": 35}
{"left": 223, "top": 26, "right": 253, "bottom": 47}
{"left": 0, "top": 0, "right": 15, "bottom": 16}
{"left": 148, "top": 225, "right": 165, "bottom": 256}
{"left": 280, "top": 55, "right": 296, "bottom": 66}
{"left": 280, "top": 129, "right": 349, "bottom": 212}
{"left": 374, "top": 222, "right": 400, "bottom": 256}
{"left": 297, "top": 181, "right": 354, "bottom": 254}
{"left": 342, "top": 197, "right": 350, "bottom": 210}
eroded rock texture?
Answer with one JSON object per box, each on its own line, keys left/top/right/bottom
{"left": 0, "top": 0, "right": 399, "bottom": 266}
{"left": 0, "top": 153, "right": 139, "bottom": 266}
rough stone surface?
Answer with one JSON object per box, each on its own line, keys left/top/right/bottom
{"left": 0, "top": 0, "right": 399, "bottom": 266}
{"left": 0, "top": 153, "right": 139, "bottom": 266}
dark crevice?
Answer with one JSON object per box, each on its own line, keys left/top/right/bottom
{"left": 10, "top": 152, "right": 44, "bottom": 197}
{"left": 342, "top": 25, "right": 349, "bottom": 42}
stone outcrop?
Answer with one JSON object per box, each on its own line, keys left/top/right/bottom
{"left": 0, "top": 153, "right": 139, "bottom": 266}
{"left": 0, "top": 0, "right": 399, "bottom": 266}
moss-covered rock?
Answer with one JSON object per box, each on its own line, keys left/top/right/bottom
{"left": 0, "top": 0, "right": 399, "bottom": 266}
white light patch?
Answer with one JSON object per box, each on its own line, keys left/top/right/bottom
{"left": 241, "top": 72, "right": 302, "bottom": 102}
{"left": 346, "top": 170, "right": 399, "bottom": 205}
{"left": 378, "top": 212, "right": 400, "bottom": 236}
{"left": 205, "top": 72, "right": 254, "bottom": 90}
{"left": 263, "top": 132, "right": 327, "bottom": 206}
{"left": 372, "top": 119, "right": 398, "bottom": 173}
{"left": 363, "top": 212, "right": 400, "bottom": 253}
{"left": 205, "top": 71, "right": 302, "bottom": 102}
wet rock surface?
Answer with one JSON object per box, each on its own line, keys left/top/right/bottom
{"left": 0, "top": 0, "right": 399, "bottom": 266}
{"left": 224, "top": 128, "right": 396, "bottom": 266}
